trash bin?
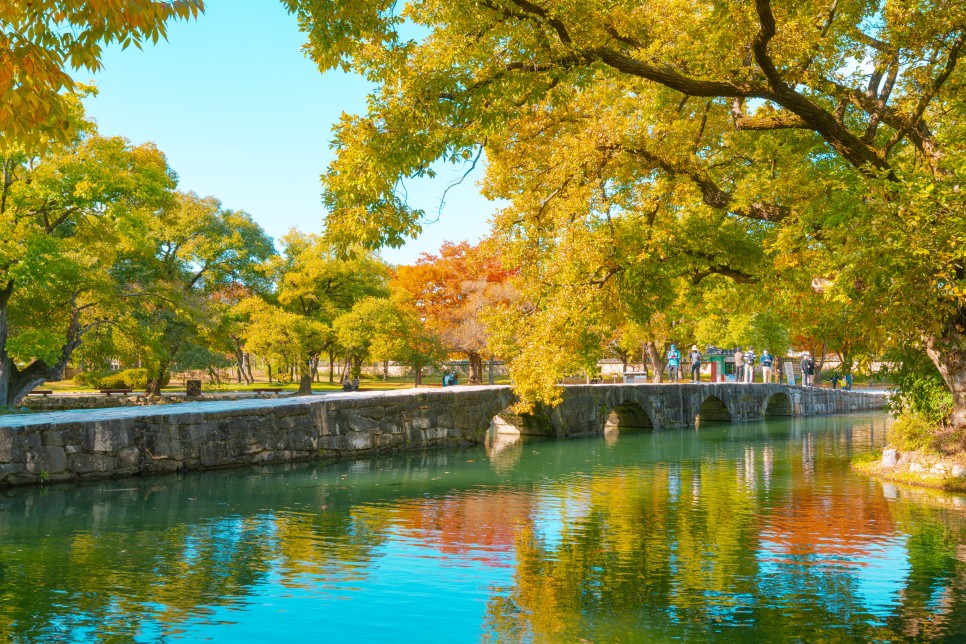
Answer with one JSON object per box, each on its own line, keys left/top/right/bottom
{"left": 186, "top": 379, "right": 202, "bottom": 397}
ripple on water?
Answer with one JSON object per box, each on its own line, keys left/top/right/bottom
{"left": 8, "top": 412, "right": 966, "bottom": 641}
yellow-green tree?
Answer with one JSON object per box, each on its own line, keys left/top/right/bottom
{"left": 0, "top": 104, "right": 177, "bottom": 405}
{"left": 286, "top": 0, "right": 966, "bottom": 426}
{"left": 238, "top": 232, "right": 389, "bottom": 394}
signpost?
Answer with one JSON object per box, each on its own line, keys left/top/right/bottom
{"left": 784, "top": 362, "right": 796, "bottom": 386}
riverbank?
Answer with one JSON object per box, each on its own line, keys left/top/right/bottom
{"left": 853, "top": 448, "right": 966, "bottom": 492}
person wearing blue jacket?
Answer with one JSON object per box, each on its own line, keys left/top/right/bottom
{"left": 667, "top": 344, "right": 681, "bottom": 383}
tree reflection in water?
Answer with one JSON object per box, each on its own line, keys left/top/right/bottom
{"left": 1, "top": 413, "right": 965, "bottom": 641}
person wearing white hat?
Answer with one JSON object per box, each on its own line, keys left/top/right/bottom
{"left": 743, "top": 346, "right": 756, "bottom": 383}
{"left": 689, "top": 345, "right": 702, "bottom": 383}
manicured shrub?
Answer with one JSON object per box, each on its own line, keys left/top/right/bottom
{"left": 98, "top": 368, "right": 163, "bottom": 390}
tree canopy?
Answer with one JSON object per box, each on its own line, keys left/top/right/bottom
{"left": 285, "top": 0, "right": 966, "bottom": 421}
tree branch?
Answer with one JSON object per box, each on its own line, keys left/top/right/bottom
{"left": 619, "top": 145, "right": 791, "bottom": 222}
{"left": 730, "top": 99, "right": 809, "bottom": 130}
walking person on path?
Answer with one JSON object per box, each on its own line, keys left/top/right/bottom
{"left": 760, "top": 349, "right": 774, "bottom": 384}
{"left": 800, "top": 352, "right": 815, "bottom": 387}
{"left": 844, "top": 372, "right": 853, "bottom": 391}
{"left": 743, "top": 347, "right": 756, "bottom": 383}
{"left": 689, "top": 345, "right": 702, "bottom": 383}
{"left": 667, "top": 344, "right": 681, "bottom": 383}
{"left": 734, "top": 348, "right": 744, "bottom": 382}
{"left": 831, "top": 373, "right": 840, "bottom": 390}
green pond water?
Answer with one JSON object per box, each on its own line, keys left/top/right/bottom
{"left": 3, "top": 412, "right": 966, "bottom": 642}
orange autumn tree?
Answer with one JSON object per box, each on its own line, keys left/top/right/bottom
{"left": 394, "top": 241, "right": 514, "bottom": 384}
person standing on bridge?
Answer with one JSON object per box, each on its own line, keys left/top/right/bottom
{"left": 689, "top": 345, "right": 702, "bottom": 383}
{"left": 743, "top": 347, "right": 756, "bottom": 383}
{"left": 801, "top": 352, "right": 815, "bottom": 387}
{"left": 733, "top": 348, "right": 744, "bottom": 382}
{"left": 667, "top": 344, "right": 681, "bottom": 383}
{"left": 760, "top": 349, "right": 774, "bottom": 384}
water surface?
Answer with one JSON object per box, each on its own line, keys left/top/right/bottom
{"left": 3, "top": 412, "right": 966, "bottom": 641}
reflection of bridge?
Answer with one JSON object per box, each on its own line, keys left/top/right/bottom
{"left": 0, "top": 384, "right": 886, "bottom": 486}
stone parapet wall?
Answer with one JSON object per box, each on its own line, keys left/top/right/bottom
{"left": 0, "top": 389, "right": 515, "bottom": 487}
{"left": 22, "top": 391, "right": 290, "bottom": 412}
{"left": 0, "top": 384, "right": 886, "bottom": 487}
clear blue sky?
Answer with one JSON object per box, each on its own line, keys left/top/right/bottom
{"left": 82, "top": 0, "right": 497, "bottom": 265}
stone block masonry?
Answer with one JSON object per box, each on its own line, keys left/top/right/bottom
{"left": 0, "top": 384, "right": 885, "bottom": 487}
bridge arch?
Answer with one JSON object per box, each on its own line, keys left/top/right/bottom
{"left": 696, "top": 395, "right": 733, "bottom": 424}
{"left": 603, "top": 401, "right": 654, "bottom": 434}
{"left": 764, "top": 392, "right": 793, "bottom": 417}
{"left": 488, "top": 408, "right": 553, "bottom": 437}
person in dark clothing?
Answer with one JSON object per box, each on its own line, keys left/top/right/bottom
{"left": 743, "top": 347, "right": 757, "bottom": 383}
{"left": 831, "top": 373, "right": 840, "bottom": 390}
{"left": 800, "top": 352, "right": 815, "bottom": 387}
{"left": 689, "top": 345, "right": 702, "bottom": 383}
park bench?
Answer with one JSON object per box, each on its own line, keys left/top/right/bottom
{"left": 99, "top": 389, "right": 133, "bottom": 396}
{"left": 252, "top": 387, "right": 284, "bottom": 394}
{"left": 28, "top": 390, "right": 53, "bottom": 397}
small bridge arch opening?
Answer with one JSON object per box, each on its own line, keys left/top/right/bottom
{"left": 490, "top": 414, "right": 523, "bottom": 435}
{"left": 764, "top": 392, "right": 793, "bottom": 417}
{"left": 488, "top": 408, "right": 553, "bottom": 438}
{"left": 603, "top": 401, "right": 653, "bottom": 434}
{"left": 696, "top": 395, "right": 733, "bottom": 424}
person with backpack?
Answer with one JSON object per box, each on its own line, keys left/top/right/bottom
{"left": 743, "top": 346, "right": 756, "bottom": 383}
{"left": 689, "top": 345, "right": 702, "bottom": 383}
{"left": 667, "top": 344, "right": 681, "bottom": 383}
{"left": 760, "top": 349, "right": 774, "bottom": 383}
{"left": 800, "top": 352, "right": 815, "bottom": 387}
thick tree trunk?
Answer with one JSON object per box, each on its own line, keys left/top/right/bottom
{"left": 468, "top": 351, "right": 484, "bottom": 385}
{"left": 328, "top": 351, "right": 335, "bottom": 383}
{"left": 146, "top": 361, "right": 170, "bottom": 396}
{"left": 245, "top": 353, "right": 255, "bottom": 384}
{"left": 383, "top": 360, "right": 389, "bottom": 380}
{"left": 812, "top": 340, "right": 828, "bottom": 386}
{"left": 298, "top": 374, "right": 313, "bottom": 395}
{"left": 0, "top": 284, "right": 11, "bottom": 407}
{"left": 267, "top": 364, "right": 273, "bottom": 383}
{"left": 645, "top": 341, "right": 665, "bottom": 383}
{"left": 414, "top": 363, "right": 423, "bottom": 386}
{"left": 926, "top": 318, "right": 966, "bottom": 429}
{"left": 2, "top": 289, "right": 86, "bottom": 406}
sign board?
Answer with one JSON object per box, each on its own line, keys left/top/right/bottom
{"left": 784, "top": 362, "right": 796, "bottom": 386}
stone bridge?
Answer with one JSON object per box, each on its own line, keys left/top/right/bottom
{"left": 0, "top": 384, "right": 886, "bottom": 487}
